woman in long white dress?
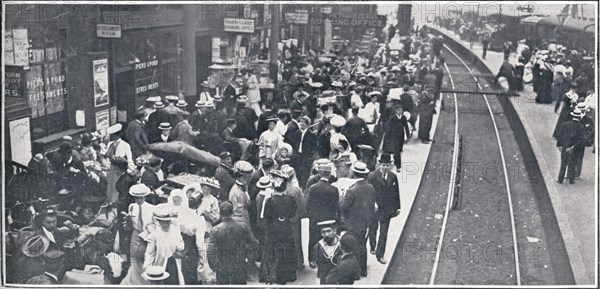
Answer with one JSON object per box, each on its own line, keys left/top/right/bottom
{"left": 167, "top": 190, "right": 207, "bottom": 285}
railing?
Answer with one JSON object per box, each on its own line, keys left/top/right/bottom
{"left": 5, "top": 159, "right": 29, "bottom": 188}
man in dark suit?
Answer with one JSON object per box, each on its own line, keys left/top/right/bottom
{"left": 340, "top": 161, "right": 375, "bottom": 277}
{"left": 207, "top": 201, "right": 259, "bottom": 285}
{"left": 382, "top": 104, "right": 411, "bottom": 172}
{"left": 284, "top": 108, "right": 302, "bottom": 145}
{"left": 292, "top": 116, "right": 317, "bottom": 188}
{"left": 139, "top": 157, "right": 165, "bottom": 205}
{"left": 146, "top": 101, "right": 170, "bottom": 145}
{"left": 306, "top": 162, "right": 339, "bottom": 268}
{"left": 342, "top": 106, "right": 371, "bottom": 153}
{"left": 125, "top": 106, "right": 149, "bottom": 159}
{"left": 556, "top": 109, "right": 585, "bottom": 184}
{"left": 366, "top": 153, "right": 400, "bottom": 264}
{"left": 150, "top": 122, "right": 175, "bottom": 144}
{"left": 324, "top": 233, "right": 361, "bottom": 285}
{"left": 33, "top": 209, "right": 80, "bottom": 272}
{"left": 233, "top": 98, "right": 258, "bottom": 141}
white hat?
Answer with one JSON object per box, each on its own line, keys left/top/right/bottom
{"left": 129, "top": 183, "right": 151, "bottom": 197}
{"left": 165, "top": 95, "right": 179, "bottom": 102}
{"left": 234, "top": 160, "right": 254, "bottom": 173}
{"left": 142, "top": 266, "right": 170, "bottom": 281}
{"left": 106, "top": 123, "right": 122, "bottom": 135}
{"left": 200, "top": 177, "right": 221, "bottom": 189}
{"left": 350, "top": 161, "right": 370, "bottom": 174}
{"left": 330, "top": 115, "right": 346, "bottom": 127}
{"left": 146, "top": 96, "right": 161, "bottom": 103}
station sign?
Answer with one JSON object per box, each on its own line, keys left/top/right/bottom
{"left": 224, "top": 18, "right": 255, "bottom": 33}
{"left": 284, "top": 10, "right": 309, "bottom": 24}
{"left": 312, "top": 13, "right": 387, "bottom": 28}
{"left": 97, "top": 24, "right": 122, "bottom": 38}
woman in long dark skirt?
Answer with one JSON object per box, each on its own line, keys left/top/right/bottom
{"left": 536, "top": 63, "right": 554, "bottom": 104}
{"left": 418, "top": 90, "right": 436, "bottom": 143}
{"left": 552, "top": 82, "right": 580, "bottom": 138}
{"left": 259, "top": 172, "right": 297, "bottom": 285}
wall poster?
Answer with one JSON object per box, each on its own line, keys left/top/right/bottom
{"left": 93, "top": 59, "right": 109, "bottom": 107}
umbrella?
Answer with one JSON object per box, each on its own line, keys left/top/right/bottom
{"left": 147, "top": 141, "right": 220, "bottom": 167}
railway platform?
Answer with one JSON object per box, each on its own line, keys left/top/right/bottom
{"left": 431, "top": 24, "right": 596, "bottom": 285}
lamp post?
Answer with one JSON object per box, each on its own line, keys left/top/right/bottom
{"left": 322, "top": 5, "right": 333, "bottom": 52}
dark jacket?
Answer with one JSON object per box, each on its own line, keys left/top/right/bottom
{"left": 141, "top": 168, "right": 163, "bottom": 191}
{"left": 342, "top": 116, "right": 370, "bottom": 140}
{"left": 215, "top": 164, "right": 236, "bottom": 201}
{"left": 383, "top": 114, "right": 411, "bottom": 153}
{"left": 189, "top": 110, "right": 208, "bottom": 132}
{"left": 292, "top": 129, "right": 317, "bottom": 158}
{"left": 556, "top": 120, "right": 585, "bottom": 149}
{"left": 306, "top": 179, "right": 339, "bottom": 223}
{"left": 147, "top": 109, "right": 170, "bottom": 143}
{"left": 367, "top": 169, "right": 400, "bottom": 220}
{"left": 324, "top": 253, "right": 360, "bottom": 284}
{"left": 284, "top": 120, "right": 300, "bottom": 145}
{"left": 340, "top": 179, "right": 375, "bottom": 232}
{"left": 207, "top": 218, "right": 260, "bottom": 280}
{"left": 124, "top": 120, "right": 148, "bottom": 159}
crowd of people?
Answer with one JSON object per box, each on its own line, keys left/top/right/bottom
{"left": 9, "top": 25, "right": 446, "bottom": 285}
{"left": 434, "top": 16, "right": 596, "bottom": 184}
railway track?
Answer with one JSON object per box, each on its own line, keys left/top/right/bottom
{"left": 382, "top": 42, "right": 573, "bottom": 285}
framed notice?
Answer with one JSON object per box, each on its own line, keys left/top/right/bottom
{"left": 9, "top": 117, "right": 32, "bottom": 166}
{"left": 95, "top": 109, "right": 110, "bottom": 131}
{"left": 93, "top": 59, "right": 109, "bottom": 107}
{"left": 12, "top": 29, "right": 29, "bottom": 68}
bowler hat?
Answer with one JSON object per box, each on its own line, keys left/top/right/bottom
{"left": 379, "top": 152, "right": 392, "bottom": 163}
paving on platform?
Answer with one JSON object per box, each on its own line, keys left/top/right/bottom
{"left": 248, "top": 97, "right": 443, "bottom": 286}
{"left": 431, "top": 25, "right": 596, "bottom": 285}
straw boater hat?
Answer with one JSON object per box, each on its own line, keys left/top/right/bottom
{"left": 129, "top": 183, "right": 151, "bottom": 198}
{"left": 351, "top": 161, "right": 370, "bottom": 174}
{"left": 158, "top": 122, "right": 172, "bottom": 130}
{"left": 576, "top": 102, "right": 588, "bottom": 112}
{"left": 143, "top": 266, "right": 170, "bottom": 281}
{"left": 570, "top": 108, "right": 583, "bottom": 118}
{"left": 22, "top": 235, "right": 50, "bottom": 258}
{"left": 175, "top": 100, "right": 188, "bottom": 108}
{"left": 201, "top": 80, "right": 210, "bottom": 87}
{"left": 257, "top": 176, "right": 272, "bottom": 189}
{"left": 311, "top": 82, "right": 324, "bottom": 88}
{"left": 153, "top": 204, "right": 178, "bottom": 221}
{"left": 237, "top": 95, "right": 248, "bottom": 103}
{"left": 153, "top": 101, "right": 166, "bottom": 109}
{"left": 146, "top": 96, "right": 161, "bottom": 103}
{"left": 266, "top": 116, "right": 279, "bottom": 123}
{"left": 106, "top": 123, "right": 123, "bottom": 135}
{"left": 165, "top": 95, "right": 179, "bottom": 102}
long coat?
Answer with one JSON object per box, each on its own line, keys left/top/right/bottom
{"left": 382, "top": 114, "right": 411, "bottom": 154}
{"left": 207, "top": 217, "right": 259, "bottom": 284}
{"left": 125, "top": 120, "right": 148, "bottom": 159}
{"left": 417, "top": 93, "right": 436, "bottom": 141}
{"left": 339, "top": 179, "right": 375, "bottom": 233}
{"left": 259, "top": 194, "right": 298, "bottom": 284}
{"left": 367, "top": 169, "right": 400, "bottom": 220}
{"left": 291, "top": 129, "right": 317, "bottom": 187}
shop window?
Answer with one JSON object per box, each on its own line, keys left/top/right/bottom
{"left": 26, "top": 61, "right": 68, "bottom": 139}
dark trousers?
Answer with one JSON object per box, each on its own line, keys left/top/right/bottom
{"left": 368, "top": 217, "right": 391, "bottom": 259}
{"left": 349, "top": 229, "right": 368, "bottom": 275}
{"left": 216, "top": 268, "right": 247, "bottom": 285}
{"left": 558, "top": 147, "right": 577, "bottom": 183}
{"left": 573, "top": 146, "right": 585, "bottom": 178}
{"left": 385, "top": 150, "right": 402, "bottom": 169}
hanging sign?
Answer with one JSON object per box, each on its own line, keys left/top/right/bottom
{"left": 224, "top": 18, "right": 255, "bottom": 33}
